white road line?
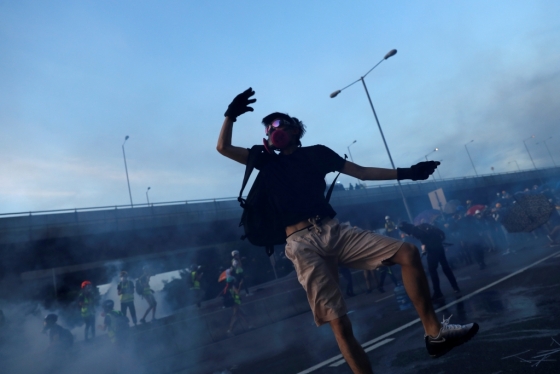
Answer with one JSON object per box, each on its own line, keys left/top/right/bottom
{"left": 375, "top": 294, "right": 394, "bottom": 302}
{"left": 554, "top": 253, "right": 560, "bottom": 258}
{"left": 329, "top": 339, "right": 394, "bottom": 367}
{"left": 296, "top": 250, "right": 560, "bottom": 374}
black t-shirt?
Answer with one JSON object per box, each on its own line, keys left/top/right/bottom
{"left": 253, "top": 145, "right": 346, "bottom": 227}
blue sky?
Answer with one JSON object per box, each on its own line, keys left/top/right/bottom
{"left": 1, "top": 0, "right": 559, "bottom": 213}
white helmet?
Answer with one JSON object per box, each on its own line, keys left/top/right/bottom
{"left": 385, "top": 216, "right": 390, "bottom": 220}
{"left": 231, "top": 250, "right": 240, "bottom": 257}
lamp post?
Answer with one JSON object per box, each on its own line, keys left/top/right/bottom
{"left": 122, "top": 136, "right": 133, "bottom": 207}
{"left": 347, "top": 140, "right": 357, "bottom": 163}
{"left": 330, "top": 49, "right": 413, "bottom": 222}
{"left": 523, "top": 135, "right": 537, "bottom": 169}
{"left": 536, "top": 136, "right": 556, "bottom": 167}
{"left": 508, "top": 160, "right": 520, "bottom": 171}
{"left": 464, "top": 140, "right": 478, "bottom": 176}
{"left": 146, "top": 187, "right": 151, "bottom": 205}
{"left": 425, "top": 148, "right": 443, "bottom": 212}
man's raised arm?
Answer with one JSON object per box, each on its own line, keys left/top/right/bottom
{"left": 216, "top": 88, "right": 256, "bottom": 165}
{"left": 341, "top": 160, "right": 440, "bottom": 181}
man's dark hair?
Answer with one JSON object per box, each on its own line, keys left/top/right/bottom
{"left": 262, "top": 112, "right": 306, "bottom": 146}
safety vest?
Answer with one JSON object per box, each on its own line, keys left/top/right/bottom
{"left": 119, "top": 280, "right": 134, "bottom": 303}
{"left": 80, "top": 294, "right": 93, "bottom": 317}
{"left": 191, "top": 271, "right": 200, "bottom": 290}
{"left": 229, "top": 288, "right": 241, "bottom": 305}
{"left": 385, "top": 221, "right": 396, "bottom": 232}
{"left": 106, "top": 310, "right": 129, "bottom": 343}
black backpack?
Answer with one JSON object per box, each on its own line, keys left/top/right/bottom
{"left": 238, "top": 145, "right": 344, "bottom": 256}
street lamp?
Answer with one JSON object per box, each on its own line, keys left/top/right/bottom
{"left": 347, "top": 140, "right": 357, "bottom": 163}
{"left": 536, "top": 136, "right": 556, "bottom": 167}
{"left": 146, "top": 187, "right": 151, "bottom": 205}
{"left": 508, "top": 160, "right": 521, "bottom": 171}
{"left": 464, "top": 140, "right": 478, "bottom": 176}
{"left": 122, "top": 136, "right": 133, "bottom": 207}
{"left": 523, "top": 135, "right": 537, "bottom": 169}
{"left": 330, "top": 49, "right": 414, "bottom": 222}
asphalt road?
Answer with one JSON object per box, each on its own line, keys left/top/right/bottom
{"left": 166, "top": 243, "right": 560, "bottom": 374}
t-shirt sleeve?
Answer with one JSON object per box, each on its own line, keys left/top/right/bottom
{"left": 315, "top": 145, "right": 346, "bottom": 173}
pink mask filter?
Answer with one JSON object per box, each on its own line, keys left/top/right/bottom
{"left": 269, "top": 128, "right": 291, "bottom": 149}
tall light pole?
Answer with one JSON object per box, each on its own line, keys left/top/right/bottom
{"left": 330, "top": 49, "right": 413, "bottom": 222}
{"left": 464, "top": 140, "right": 478, "bottom": 176}
{"left": 508, "top": 160, "right": 521, "bottom": 171}
{"left": 523, "top": 135, "right": 537, "bottom": 169}
{"left": 122, "top": 136, "right": 133, "bottom": 207}
{"left": 347, "top": 140, "right": 357, "bottom": 163}
{"left": 425, "top": 148, "right": 443, "bottom": 211}
{"left": 425, "top": 148, "right": 440, "bottom": 179}
{"left": 536, "top": 136, "right": 556, "bottom": 167}
{"left": 146, "top": 187, "right": 151, "bottom": 205}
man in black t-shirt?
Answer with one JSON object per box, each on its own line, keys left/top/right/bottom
{"left": 217, "top": 88, "right": 478, "bottom": 371}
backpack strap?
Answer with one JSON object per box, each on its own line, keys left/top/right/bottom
{"left": 325, "top": 154, "right": 349, "bottom": 202}
{"left": 238, "top": 145, "right": 266, "bottom": 207}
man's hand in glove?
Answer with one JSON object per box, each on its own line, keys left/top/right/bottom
{"left": 224, "top": 88, "right": 256, "bottom": 122}
{"left": 397, "top": 161, "right": 440, "bottom": 181}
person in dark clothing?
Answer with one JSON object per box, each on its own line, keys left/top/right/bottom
{"left": 399, "top": 222, "right": 460, "bottom": 300}
{"left": 338, "top": 266, "right": 355, "bottom": 297}
{"left": 117, "top": 271, "right": 137, "bottom": 325}
{"left": 77, "top": 280, "right": 96, "bottom": 341}
{"left": 216, "top": 88, "right": 478, "bottom": 371}
{"left": 42, "top": 314, "right": 74, "bottom": 352}
{"left": 376, "top": 266, "right": 401, "bottom": 293}
{"left": 464, "top": 213, "right": 487, "bottom": 269}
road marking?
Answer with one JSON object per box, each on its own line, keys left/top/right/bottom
{"left": 297, "top": 250, "right": 560, "bottom": 374}
{"left": 554, "top": 253, "right": 560, "bottom": 258}
{"left": 375, "top": 294, "right": 394, "bottom": 302}
{"left": 329, "top": 339, "right": 394, "bottom": 367}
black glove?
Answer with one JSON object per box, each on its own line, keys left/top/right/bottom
{"left": 224, "top": 87, "right": 256, "bottom": 122}
{"left": 398, "top": 221, "right": 415, "bottom": 235}
{"left": 397, "top": 161, "right": 440, "bottom": 181}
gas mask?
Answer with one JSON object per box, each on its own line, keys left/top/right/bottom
{"left": 263, "top": 118, "right": 295, "bottom": 153}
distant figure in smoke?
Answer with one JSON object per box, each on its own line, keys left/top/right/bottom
{"left": 216, "top": 88, "right": 478, "bottom": 371}
{"left": 384, "top": 215, "right": 400, "bottom": 239}
{"left": 117, "top": 271, "right": 137, "bottom": 325}
{"left": 78, "top": 280, "right": 96, "bottom": 341}
{"left": 99, "top": 300, "right": 130, "bottom": 350}
{"left": 221, "top": 278, "right": 251, "bottom": 335}
{"left": 42, "top": 313, "right": 74, "bottom": 353}
{"left": 189, "top": 264, "right": 203, "bottom": 308}
{"left": 138, "top": 266, "right": 157, "bottom": 323}
{"left": 399, "top": 222, "right": 461, "bottom": 300}
{"left": 231, "top": 250, "right": 252, "bottom": 296}
{"left": 375, "top": 266, "right": 401, "bottom": 293}
{"left": 338, "top": 266, "right": 355, "bottom": 297}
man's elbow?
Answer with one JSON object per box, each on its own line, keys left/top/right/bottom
{"left": 216, "top": 144, "right": 226, "bottom": 155}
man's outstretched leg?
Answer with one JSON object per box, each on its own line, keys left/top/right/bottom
{"left": 330, "top": 315, "right": 373, "bottom": 374}
{"left": 387, "top": 243, "right": 479, "bottom": 357}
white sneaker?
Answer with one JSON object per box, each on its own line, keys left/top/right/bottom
{"left": 425, "top": 315, "right": 479, "bottom": 358}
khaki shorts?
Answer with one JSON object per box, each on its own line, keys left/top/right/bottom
{"left": 285, "top": 218, "right": 404, "bottom": 326}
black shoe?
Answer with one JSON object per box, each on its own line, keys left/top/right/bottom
{"left": 453, "top": 288, "right": 461, "bottom": 294}
{"left": 425, "top": 315, "right": 479, "bottom": 358}
{"left": 378, "top": 287, "right": 385, "bottom": 294}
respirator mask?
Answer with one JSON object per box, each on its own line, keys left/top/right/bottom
{"left": 262, "top": 119, "right": 294, "bottom": 153}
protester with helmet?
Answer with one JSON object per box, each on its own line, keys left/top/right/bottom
{"left": 138, "top": 266, "right": 157, "bottom": 323}
{"left": 384, "top": 216, "right": 400, "bottom": 239}
{"left": 78, "top": 280, "right": 96, "bottom": 341}
{"left": 231, "top": 250, "right": 252, "bottom": 296}
{"left": 42, "top": 313, "right": 74, "bottom": 352}
{"left": 189, "top": 264, "right": 203, "bottom": 308}
{"left": 99, "top": 299, "right": 130, "bottom": 349}
{"left": 117, "top": 271, "right": 137, "bottom": 326}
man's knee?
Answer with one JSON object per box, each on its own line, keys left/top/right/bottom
{"left": 393, "top": 242, "right": 421, "bottom": 266}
